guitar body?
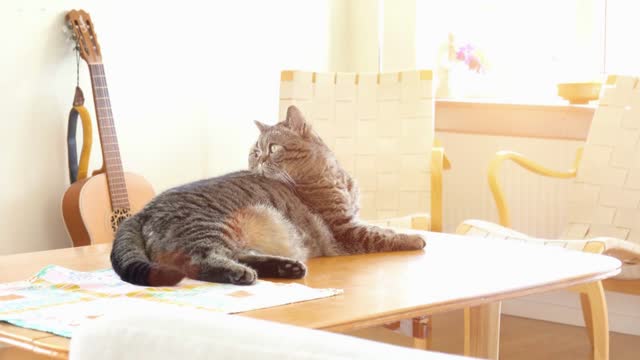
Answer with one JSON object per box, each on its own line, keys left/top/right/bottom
{"left": 62, "top": 172, "right": 155, "bottom": 246}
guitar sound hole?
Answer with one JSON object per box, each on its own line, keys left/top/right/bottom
{"left": 110, "top": 208, "right": 132, "bottom": 232}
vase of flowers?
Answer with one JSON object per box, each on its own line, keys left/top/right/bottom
{"left": 436, "top": 33, "right": 490, "bottom": 99}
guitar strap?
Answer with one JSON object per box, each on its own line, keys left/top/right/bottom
{"left": 66, "top": 86, "right": 93, "bottom": 183}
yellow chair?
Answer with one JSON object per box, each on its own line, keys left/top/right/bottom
{"left": 279, "top": 70, "right": 450, "bottom": 349}
{"left": 457, "top": 75, "right": 640, "bottom": 360}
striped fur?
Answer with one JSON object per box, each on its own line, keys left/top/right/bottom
{"left": 111, "top": 106, "right": 425, "bottom": 286}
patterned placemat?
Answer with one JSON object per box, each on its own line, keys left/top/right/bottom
{"left": 0, "top": 265, "right": 343, "bottom": 337}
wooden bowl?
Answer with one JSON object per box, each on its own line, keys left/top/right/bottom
{"left": 557, "top": 82, "right": 601, "bottom": 104}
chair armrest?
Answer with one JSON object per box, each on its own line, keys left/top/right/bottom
{"left": 431, "top": 139, "right": 452, "bottom": 232}
{"left": 489, "top": 147, "right": 583, "bottom": 227}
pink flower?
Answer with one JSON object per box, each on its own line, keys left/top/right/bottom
{"left": 455, "top": 43, "right": 486, "bottom": 73}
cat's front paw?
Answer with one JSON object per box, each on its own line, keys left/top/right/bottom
{"left": 405, "top": 234, "right": 426, "bottom": 250}
{"left": 229, "top": 267, "right": 258, "bottom": 285}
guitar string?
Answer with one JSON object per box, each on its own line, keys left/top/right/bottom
{"left": 89, "top": 64, "right": 130, "bottom": 208}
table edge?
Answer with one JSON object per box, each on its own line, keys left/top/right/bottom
{"left": 0, "top": 257, "right": 621, "bottom": 358}
{"left": 312, "top": 267, "right": 621, "bottom": 333}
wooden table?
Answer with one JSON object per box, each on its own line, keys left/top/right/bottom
{"left": 0, "top": 232, "right": 621, "bottom": 359}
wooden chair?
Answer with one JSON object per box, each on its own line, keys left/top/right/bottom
{"left": 457, "top": 75, "right": 640, "bottom": 360}
{"left": 279, "top": 70, "right": 451, "bottom": 349}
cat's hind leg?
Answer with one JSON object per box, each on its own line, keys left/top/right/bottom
{"left": 237, "top": 253, "right": 307, "bottom": 279}
{"left": 195, "top": 253, "right": 257, "bottom": 285}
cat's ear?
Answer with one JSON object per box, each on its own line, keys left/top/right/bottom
{"left": 254, "top": 120, "right": 271, "bottom": 133}
{"left": 283, "top": 105, "right": 309, "bottom": 137}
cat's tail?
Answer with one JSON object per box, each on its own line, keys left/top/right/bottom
{"left": 110, "top": 215, "right": 185, "bottom": 287}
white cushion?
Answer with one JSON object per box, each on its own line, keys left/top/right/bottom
{"left": 69, "top": 307, "right": 471, "bottom": 360}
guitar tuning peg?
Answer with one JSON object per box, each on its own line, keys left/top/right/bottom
{"left": 62, "top": 26, "right": 78, "bottom": 43}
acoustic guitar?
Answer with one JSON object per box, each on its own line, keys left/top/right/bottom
{"left": 62, "top": 10, "right": 155, "bottom": 247}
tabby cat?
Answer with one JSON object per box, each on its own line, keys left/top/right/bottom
{"left": 111, "top": 106, "right": 426, "bottom": 286}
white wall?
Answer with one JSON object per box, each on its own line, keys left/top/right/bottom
{"left": 0, "top": 0, "right": 329, "bottom": 255}
{"left": 380, "top": 0, "right": 416, "bottom": 72}
{"left": 328, "top": 0, "right": 379, "bottom": 72}
{"left": 329, "top": 0, "right": 417, "bottom": 73}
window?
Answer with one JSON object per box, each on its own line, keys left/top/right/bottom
{"left": 415, "top": 0, "right": 627, "bottom": 103}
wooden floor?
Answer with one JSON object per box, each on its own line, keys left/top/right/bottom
{"left": 349, "top": 310, "right": 640, "bottom": 360}
{"left": 1, "top": 311, "right": 639, "bottom": 359}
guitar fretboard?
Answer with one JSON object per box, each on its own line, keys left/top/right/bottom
{"left": 88, "top": 63, "right": 130, "bottom": 210}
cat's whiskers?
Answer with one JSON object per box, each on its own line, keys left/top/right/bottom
{"left": 262, "top": 165, "right": 296, "bottom": 189}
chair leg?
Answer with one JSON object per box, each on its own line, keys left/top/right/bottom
{"left": 464, "top": 302, "right": 501, "bottom": 359}
{"left": 412, "top": 316, "right": 432, "bottom": 350}
{"left": 576, "top": 281, "right": 609, "bottom": 360}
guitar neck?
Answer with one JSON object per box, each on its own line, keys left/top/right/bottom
{"left": 88, "top": 63, "right": 130, "bottom": 210}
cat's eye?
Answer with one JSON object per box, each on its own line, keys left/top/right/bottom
{"left": 269, "top": 144, "right": 283, "bottom": 154}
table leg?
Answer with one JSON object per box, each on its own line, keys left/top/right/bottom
{"left": 464, "top": 302, "right": 501, "bottom": 359}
